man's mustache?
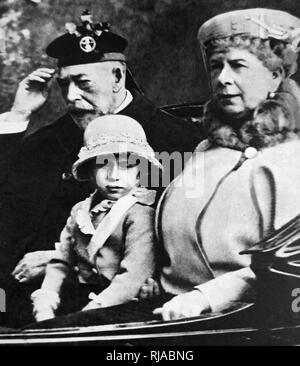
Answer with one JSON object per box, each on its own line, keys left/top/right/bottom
{"left": 67, "top": 105, "right": 106, "bottom": 119}
{"left": 66, "top": 105, "right": 96, "bottom": 114}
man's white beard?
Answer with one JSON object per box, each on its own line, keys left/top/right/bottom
{"left": 68, "top": 98, "right": 117, "bottom": 129}
{"left": 70, "top": 111, "right": 102, "bottom": 130}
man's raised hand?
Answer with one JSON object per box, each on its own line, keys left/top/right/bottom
{"left": 10, "top": 68, "right": 55, "bottom": 121}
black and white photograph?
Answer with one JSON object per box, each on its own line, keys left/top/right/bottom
{"left": 0, "top": 0, "right": 300, "bottom": 349}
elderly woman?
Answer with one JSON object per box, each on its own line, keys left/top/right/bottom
{"left": 153, "top": 8, "right": 300, "bottom": 320}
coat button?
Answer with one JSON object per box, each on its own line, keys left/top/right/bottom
{"left": 244, "top": 147, "right": 258, "bottom": 159}
{"left": 62, "top": 172, "right": 73, "bottom": 181}
{"left": 92, "top": 268, "right": 98, "bottom": 274}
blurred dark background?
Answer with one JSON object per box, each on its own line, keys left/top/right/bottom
{"left": 1, "top": 0, "right": 300, "bottom": 129}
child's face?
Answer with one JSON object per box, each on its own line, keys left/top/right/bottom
{"left": 92, "top": 154, "right": 140, "bottom": 200}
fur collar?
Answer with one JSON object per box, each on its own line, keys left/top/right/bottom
{"left": 202, "top": 79, "right": 300, "bottom": 152}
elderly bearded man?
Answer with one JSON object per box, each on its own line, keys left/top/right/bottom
{"left": 0, "top": 12, "right": 203, "bottom": 327}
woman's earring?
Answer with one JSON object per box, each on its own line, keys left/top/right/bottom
{"left": 113, "top": 84, "right": 121, "bottom": 93}
{"left": 268, "top": 92, "right": 276, "bottom": 99}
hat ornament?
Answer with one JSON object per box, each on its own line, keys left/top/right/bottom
{"left": 247, "top": 16, "right": 300, "bottom": 52}
{"left": 64, "top": 10, "right": 111, "bottom": 39}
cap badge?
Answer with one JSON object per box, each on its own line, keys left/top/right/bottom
{"left": 80, "top": 36, "right": 96, "bottom": 52}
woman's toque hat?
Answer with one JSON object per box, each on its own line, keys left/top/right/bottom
{"left": 198, "top": 8, "right": 300, "bottom": 50}
{"left": 72, "top": 114, "right": 162, "bottom": 181}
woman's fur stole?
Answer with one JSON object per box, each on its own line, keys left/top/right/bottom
{"left": 202, "top": 79, "right": 300, "bottom": 151}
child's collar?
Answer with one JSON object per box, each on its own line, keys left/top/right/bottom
{"left": 84, "top": 187, "right": 156, "bottom": 214}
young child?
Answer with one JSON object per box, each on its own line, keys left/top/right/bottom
{"left": 30, "top": 114, "right": 162, "bottom": 322}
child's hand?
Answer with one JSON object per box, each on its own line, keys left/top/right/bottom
{"left": 82, "top": 300, "right": 101, "bottom": 311}
{"left": 34, "top": 309, "right": 55, "bottom": 322}
{"left": 138, "top": 278, "right": 161, "bottom": 299}
{"left": 31, "top": 289, "right": 60, "bottom": 321}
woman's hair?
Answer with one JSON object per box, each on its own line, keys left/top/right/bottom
{"left": 204, "top": 35, "right": 298, "bottom": 77}
{"left": 202, "top": 78, "right": 300, "bottom": 151}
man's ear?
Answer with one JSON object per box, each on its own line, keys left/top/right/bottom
{"left": 112, "top": 67, "right": 122, "bottom": 93}
{"left": 113, "top": 67, "right": 122, "bottom": 83}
